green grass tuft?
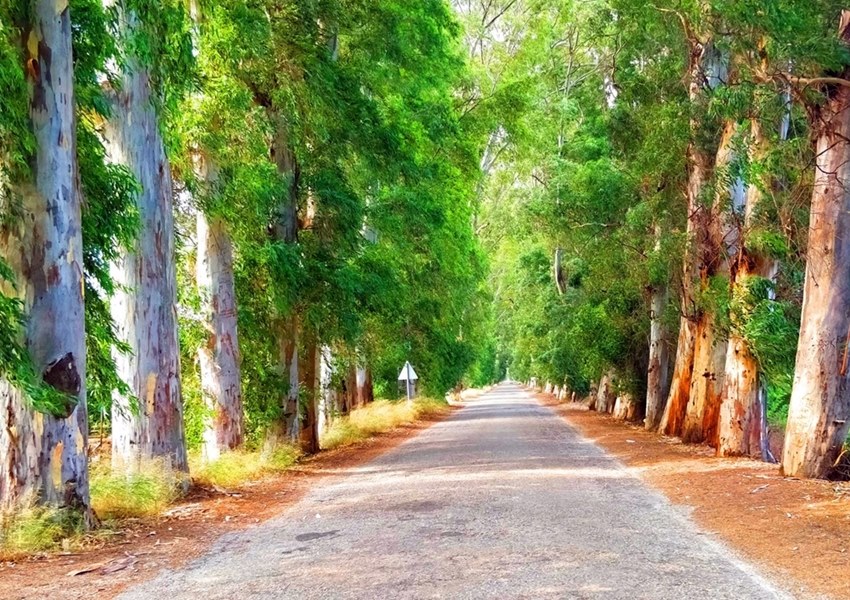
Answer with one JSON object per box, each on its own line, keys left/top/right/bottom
{"left": 0, "top": 507, "right": 84, "bottom": 557}
{"left": 321, "top": 397, "right": 448, "bottom": 450}
{"left": 90, "top": 460, "right": 182, "bottom": 521}
{"left": 190, "top": 445, "right": 302, "bottom": 489}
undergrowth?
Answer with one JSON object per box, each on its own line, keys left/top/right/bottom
{"left": 190, "top": 445, "right": 301, "bottom": 489}
{"left": 0, "top": 506, "right": 85, "bottom": 558}
{"left": 321, "top": 397, "right": 448, "bottom": 450}
{"left": 90, "top": 459, "right": 183, "bottom": 521}
{"left": 2, "top": 398, "right": 448, "bottom": 557}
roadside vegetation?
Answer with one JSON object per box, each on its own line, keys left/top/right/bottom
{"left": 4, "top": 0, "right": 850, "bottom": 570}
{"left": 321, "top": 398, "right": 450, "bottom": 450}
{"left": 0, "top": 397, "right": 448, "bottom": 558}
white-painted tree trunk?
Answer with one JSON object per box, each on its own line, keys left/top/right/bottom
{"left": 595, "top": 372, "right": 616, "bottom": 414}
{"left": 103, "top": 5, "right": 187, "bottom": 477}
{"left": 1, "top": 0, "right": 90, "bottom": 519}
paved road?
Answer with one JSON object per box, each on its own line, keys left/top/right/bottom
{"left": 120, "top": 384, "right": 790, "bottom": 599}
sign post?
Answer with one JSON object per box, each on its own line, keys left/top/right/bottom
{"left": 398, "top": 361, "right": 419, "bottom": 402}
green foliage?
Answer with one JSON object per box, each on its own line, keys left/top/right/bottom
{"left": 731, "top": 274, "right": 801, "bottom": 423}
{"left": 0, "top": 262, "right": 74, "bottom": 416}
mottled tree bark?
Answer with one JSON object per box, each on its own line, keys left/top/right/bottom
{"left": 0, "top": 0, "right": 90, "bottom": 519}
{"left": 317, "top": 346, "right": 336, "bottom": 435}
{"left": 682, "top": 120, "right": 741, "bottom": 446}
{"left": 782, "top": 12, "right": 850, "bottom": 479}
{"left": 660, "top": 41, "right": 725, "bottom": 438}
{"left": 645, "top": 231, "right": 671, "bottom": 430}
{"left": 613, "top": 393, "right": 639, "bottom": 422}
{"left": 659, "top": 126, "right": 713, "bottom": 436}
{"left": 595, "top": 372, "right": 616, "bottom": 414}
{"left": 197, "top": 212, "right": 244, "bottom": 462}
{"left": 718, "top": 119, "right": 775, "bottom": 459}
{"left": 104, "top": 4, "right": 187, "bottom": 477}
{"left": 266, "top": 118, "right": 300, "bottom": 445}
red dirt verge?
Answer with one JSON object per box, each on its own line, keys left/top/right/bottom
{"left": 537, "top": 391, "right": 850, "bottom": 600}
{"left": 0, "top": 411, "right": 453, "bottom": 600}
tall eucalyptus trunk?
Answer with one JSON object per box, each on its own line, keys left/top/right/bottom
{"left": 718, "top": 119, "right": 776, "bottom": 460}
{"left": 681, "top": 120, "right": 740, "bottom": 446}
{"left": 782, "top": 11, "right": 850, "bottom": 479}
{"left": 317, "top": 345, "right": 335, "bottom": 435}
{"left": 595, "top": 371, "right": 616, "bottom": 414}
{"left": 0, "top": 0, "right": 90, "bottom": 519}
{"left": 197, "top": 211, "right": 244, "bottom": 461}
{"left": 660, "top": 40, "right": 725, "bottom": 437}
{"left": 266, "top": 119, "right": 300, "bottom": 445}
{"left": 645, "top": 229, "right": 671, "bottom": 430}
{"left": 298, "top": 337, "right": 320, "bottom": 455}
{"left": 103, "top": 4, "right": 187, "bottom": 476}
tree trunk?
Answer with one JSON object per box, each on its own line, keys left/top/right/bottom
{"left": 595, "top": 373, "right": 616, "bottom": 414}
{"left": 614, "top": 394, "right": 639, "bottom": 422}
{"left": 1, "top": 0, "right": 90, "bottom": 519}
{"left": 197, "top": 212, "right": 244, "bottom": 462}
{"left": 718, "top": 119, "right": 775, "bottom": 459}
{"left": 104, "top": 6, "right": 187, "bottom": 477}
{"left": 362, "top": 367, "right": 374, "bottom": 406}
{"left": 660, "top": 40, "right": 724, "bottom": 437}
{"left": 782, "top": 12, "right": 850, "bottom": 479}
{"left": 342, "top": 364, "right": 357, "bottom": 413}
{"left": 645, "top": 242, "right": 671, "bottom": 430}
{"left": 354, "top": 366, "right": 369, "bottom": 409}
{"left": 682, "top": 313, "right": 726, "bottom": 445}
{"left": 681, "top": 120, "right": 740, "bottom": 446}
{"left": 317, "top": 346, "right": 335, "bottom": 435}
{"left": 299, "top": 338, "right": 320, "bottom": 455}
{"left": 266, "top": 117, "right": 300, "bottom": 445}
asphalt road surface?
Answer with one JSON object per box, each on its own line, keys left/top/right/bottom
{"left": 120, "top": 383, "right": 791, "bottom": 600}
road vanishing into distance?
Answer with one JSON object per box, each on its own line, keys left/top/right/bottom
{"left": 120, "top": 384, "right": 790, "bottom": 599}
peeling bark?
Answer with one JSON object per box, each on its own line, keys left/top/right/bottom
{"left": 683, "top": 312, "right": 726, "bottom": 444}
{"left": 660, "top": 40, "right": 725, "bottom": 438}
{"left": 266, "top": 117, "right": 300, "bottom": 446}
{"left": 1, "top": 0, "right": 90, "bottom": 519}
{"left": 197, "top": 212, "right": 244, "bottom": 462}
{"left": 782, "top": 11, "right": 850, "bottom": 479}
{"left": 718, "top": 119, "right": 775, "bottom": 460}
{"left": 646, "top": 230, "right": 671, "bottom": 430}
{"left": 104, "top": 4, "right": 187, "bottom": 477}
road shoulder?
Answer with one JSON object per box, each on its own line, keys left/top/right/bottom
{"left": 536, "top": 391, "right": 848, "bottom": 600}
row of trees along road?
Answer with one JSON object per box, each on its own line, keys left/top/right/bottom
{"left": 5, "top": 0, "right": 850, "bottom": 530}
{"left": 464, "top": 0, "right": 850, "bottom": 480}
{"left": 0, "top": 0, "right": 497, "bottom": 524}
